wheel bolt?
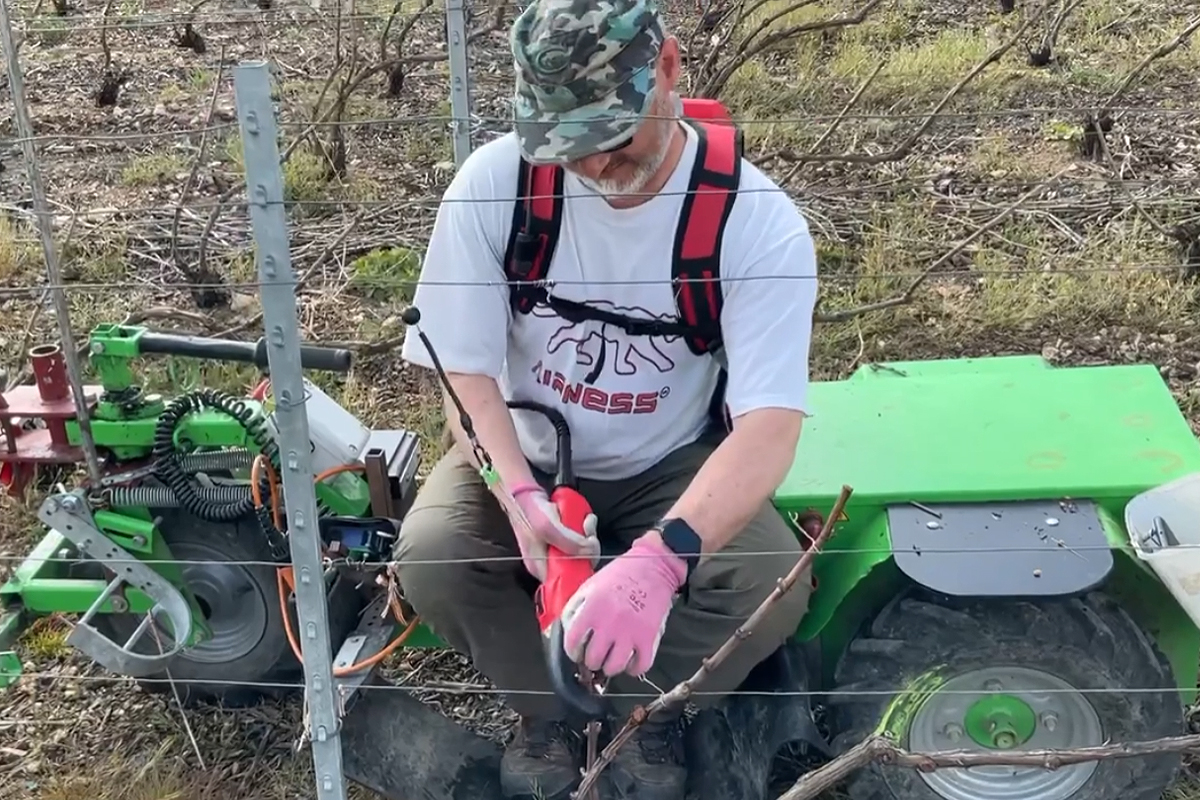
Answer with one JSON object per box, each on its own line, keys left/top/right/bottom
{"left": 1041, "top": 712, "right": 1058, "bottom": 732}
{"left": 943, "top": 723, "right": 963, "bottom": 742}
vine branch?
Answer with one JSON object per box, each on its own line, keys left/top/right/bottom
{"left": 572, "top": 485, "right": 855, "bottom": 798}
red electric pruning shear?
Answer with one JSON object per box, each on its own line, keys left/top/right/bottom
{"left": 507, "top": 400, "right": 610, "bottom": 722}
{"left": 399, "top": 309, "right": 608, "bottom": 720}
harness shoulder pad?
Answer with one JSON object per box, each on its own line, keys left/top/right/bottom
{"left": 672, "top": 119, "right": 743, "bottom": 357}
{"left": 502, "top": 159, "right": 565, "bottom": 315}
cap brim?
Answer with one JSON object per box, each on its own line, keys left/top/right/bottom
{"left": 513, "top": 69, "right": 657, "bottom": 164}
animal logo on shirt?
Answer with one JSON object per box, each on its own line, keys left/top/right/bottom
{"left": 532, "top": 300, "right": 679, "bottom": 385}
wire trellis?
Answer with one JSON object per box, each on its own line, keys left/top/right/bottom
{"left": 2, "top": 1, "right": 1200, "bottom": 800}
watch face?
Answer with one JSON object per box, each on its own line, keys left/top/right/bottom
{"left": 661, "top": 519, "right": 701, "bottom": 556}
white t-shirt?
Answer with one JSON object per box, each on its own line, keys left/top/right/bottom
{"left": 401, "top": 123, "right": 819, "bottom": 481}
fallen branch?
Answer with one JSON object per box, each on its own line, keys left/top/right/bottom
{"left": 1099, "top": 13, "right": 1200, "bottom": 115}
{"left": 777, "top": 732, "right": 1200, "bottom": 800}
{"left": 571, "top": 485, "right": 855, "bottom": 799}
{"left": 171, "top": 45, "right": 225, "bottom": 271}
{"left": 811, "top": 165, "right": 1074, "bottom": 323}
{"left": 778, "top": 61, "right": 884, "bottom": 187}
{"left": 771, "top": 0, "right": 1053, "bottom": 166}
{"left": 213, "top": 210, "right": 367, "bottom": 339}
{"left": 697, "top": 0, "right": 884, "bottom": 98}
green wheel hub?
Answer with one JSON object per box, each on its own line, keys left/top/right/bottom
{"left": 905, "top": 665, "right": 1104, "bottom": 800}
{"left": 963, "top": 693, "right": 1036, "bottom": 749}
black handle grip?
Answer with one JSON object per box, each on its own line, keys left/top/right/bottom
{"left": 506, "top": 400, "right": 575, "bottom": 488}
{"left": 547, "top": 619, "right": 609, "bottom": 722}
{"left": 137, "top": 332, "right": 353, "bottom": 373}
{"left": 292, "top": 341, "right": 354, "bottom": 372}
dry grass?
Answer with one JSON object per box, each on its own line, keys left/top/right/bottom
{"left": 0, "top": 0, "right": 1199, "bottom": 796}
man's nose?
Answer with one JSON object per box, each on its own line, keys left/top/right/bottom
{"left": 569, "top": 152, "right": 613, "bottom": 181}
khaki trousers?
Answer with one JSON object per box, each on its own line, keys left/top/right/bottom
{"left": 391, "top": 429, "right": 811, "bottom": 719}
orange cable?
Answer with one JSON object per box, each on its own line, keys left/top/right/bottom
{"left": 250, "top": 382, "right": 409, "bottom": 674}
{"left": 277, "top": 567, "right": 419, "bottom": 675}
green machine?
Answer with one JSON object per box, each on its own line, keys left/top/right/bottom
{"left": 1, "top": 317, "right": 1198, "bottom": 800}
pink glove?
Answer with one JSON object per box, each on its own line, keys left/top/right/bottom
{"left": 507, "top": 482, "right": 599, "bottom": 581}
{"left": 560, "top": 533, "right": 687, "bottom": 678}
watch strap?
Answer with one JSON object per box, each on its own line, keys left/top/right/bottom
{"left": 654, "top": 517, "right": 702, "bottom": 583}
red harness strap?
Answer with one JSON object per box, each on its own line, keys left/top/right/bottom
{"left": 502, "top": 99, "right": 743, "bottom": 357}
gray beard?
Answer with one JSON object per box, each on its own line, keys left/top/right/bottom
{"left": 575, "top": 142, "right": 669, "bottom": 198}
{"left": 577, "top": 92, "right": 678, "bottom": 199}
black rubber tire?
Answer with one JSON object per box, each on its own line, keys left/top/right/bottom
{"left": 827, "top": 588, "right": 1184, "bottom": 800}
{"left": 90, "top": 508, "right": 367, "bottom": 708}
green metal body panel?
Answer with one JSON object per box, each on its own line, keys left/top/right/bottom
{"left": 774, "top": 356, "right": 1199, "bottom": 506}
{"left": 772, "top": 356, "right": 1200, "bottom": 700}
{"left": 6, "top": 350, "right": 1200, "bottom": 705}
{"left": 65, "top": 407, "right": 370, "bottom": 518}
{"left": 88, "top": 322, "right": 146, "bottom": 391}
{"left": 67, "top": 411, "right": 254, "bottom": 460}
{"left": 0, "top": 322, "right": 375, "bottom": 687}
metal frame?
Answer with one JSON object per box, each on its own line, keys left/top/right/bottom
{"left": 0, "top": 0, "right": 484, "bottom": 779}
{"left": 445, "top": 0, "right": 475, "bottom": 166}
{"left": 0, "top": 0, "right": 103, "bottom": 484}
{"left": 233, "top": 61, "right": 349, "bottom": 800}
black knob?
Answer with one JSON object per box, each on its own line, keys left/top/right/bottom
{"left": 400, "top": 306, "right": 421, "bottom": 326}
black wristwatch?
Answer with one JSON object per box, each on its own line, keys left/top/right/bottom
{"left": 654, "top": 517, "right": 703, "bottom": 583}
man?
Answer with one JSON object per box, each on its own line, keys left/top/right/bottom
{"left": 393, "top": 0, "right": 819, "bottom": 798}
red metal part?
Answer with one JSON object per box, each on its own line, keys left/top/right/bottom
{"left": 0, "top": 344, "right": 102, "bottom": 494}
{"left": 534, "top": 486, "right": 596, "bottom": 634}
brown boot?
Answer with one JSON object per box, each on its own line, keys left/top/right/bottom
{"left": 609, "top": 709, "right": 687, "bottom": 800}
{"left": 500, "top": 717, "right": 580, "bottom": 799}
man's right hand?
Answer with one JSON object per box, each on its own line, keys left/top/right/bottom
{"left": 508, "top": 483, "right": 600, "bottom": 581}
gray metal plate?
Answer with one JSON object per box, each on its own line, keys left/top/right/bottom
{"left": 332, "top": 593, "right": 398, "bottom": 702}
{"left": 38, "top": 491, "right": 193, "bottom": 676}
{"left": 887, "top": 499, "right": 1113, "bottom": 597}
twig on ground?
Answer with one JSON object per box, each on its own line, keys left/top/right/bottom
{"left": 771, "top": 0, "right": 1053, "bottom": 166}
{"left": 697, "top": 0, "right": 884, "bottom": 98}
{"left": 776, "top": 732, "right": 1200, "bottom": 800}
{"left": 171, "top": 45, "right": 226, "bottom": 271}
{"left": 320, "top": 332, "right": 405, "bottom": 356}
{"left": 1099, "top": 13, "right": 1200, "bottom": 115}
{"left": 779, "top": 61, "right": 884, "bottom": 186}
{"left": 1068, "top": 12, "right": 1200, "bottom": 246}
{"left": 213, "top": 210, "right": 367, "bottom": 339}
{"left": 812, "top": 165, "right": 1074, "bottom": 323}
{"left": 1092, "top": 122, "right": 1173, "bottom": 240}
{"left": 571, "top": 485, "right": 855, "bottom": 799}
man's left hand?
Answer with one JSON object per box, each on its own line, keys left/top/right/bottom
{"left": 559, "top": 532, "right": 688, "bottom": 678}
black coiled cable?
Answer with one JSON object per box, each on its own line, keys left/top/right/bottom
{"left": 152, "top": 388, "right": 280, "bottom": 523}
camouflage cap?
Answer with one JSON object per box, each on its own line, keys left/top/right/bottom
{"left": 510, "top": 0, "right": 665, "bottom": 163}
